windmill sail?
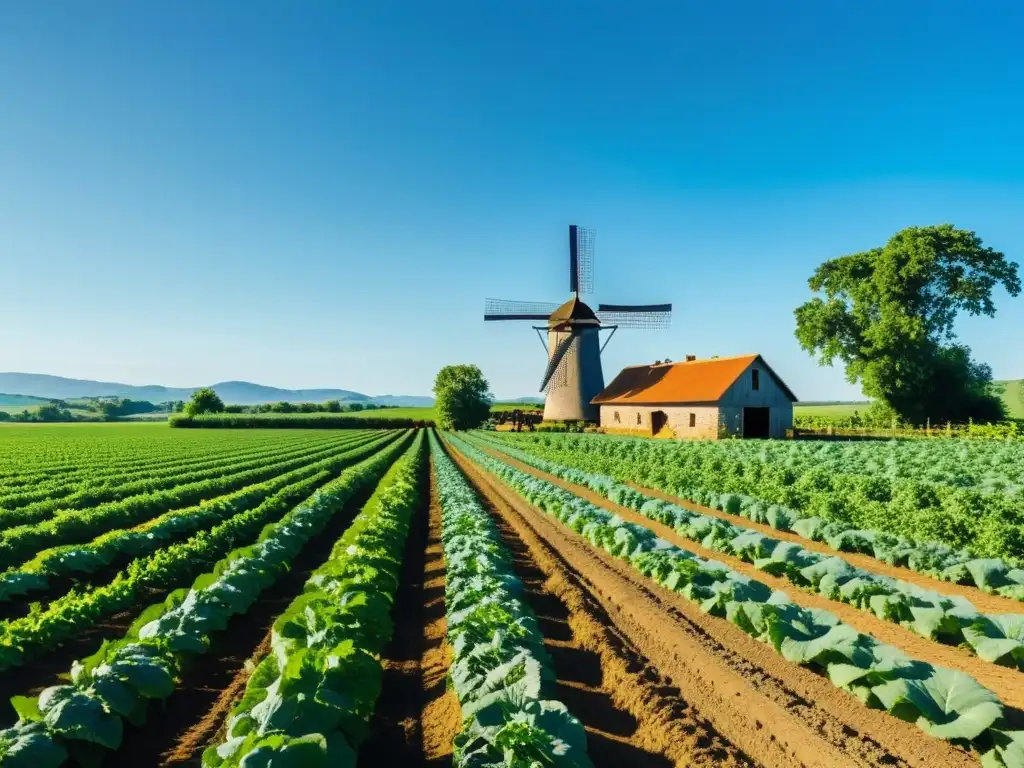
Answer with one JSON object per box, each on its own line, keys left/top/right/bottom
{"left": 568, "top": 225, "right": 594, "bottom": 295}
{"left": 596, "top": 303, "right": 672, "bottom": 329}
{"left": 484, "top": 298, "right": 560, "bottom": 321}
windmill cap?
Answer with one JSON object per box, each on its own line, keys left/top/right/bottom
{"left": 549, "top": 297, "right": 599, "bottom": 326}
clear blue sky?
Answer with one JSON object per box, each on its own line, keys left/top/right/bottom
{"left": 2, "top": 2, "right": 1022, "bottom": 400}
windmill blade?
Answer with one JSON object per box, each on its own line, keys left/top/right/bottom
{"left": 568, "top": 225, "right": 594, "bottom": 295}
{"left": 484, "top": 298, "right": 560, "bottom": 321}
{"left": 539, "top": 329, "right": 580, "bottom": 391}
{"left": 596, "top": 303, "right": 672, "bottom": 329}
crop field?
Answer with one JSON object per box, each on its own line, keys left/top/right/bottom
{"left": 1, "top": 425, "right": 1024, "bottom": 767}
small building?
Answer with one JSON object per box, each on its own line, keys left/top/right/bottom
{"left": 591, "top": 354, "right": 797, "bottom": 439}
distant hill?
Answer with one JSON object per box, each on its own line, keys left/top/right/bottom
{"left": 0, "top": 373, "right": 430, "bottom": 407}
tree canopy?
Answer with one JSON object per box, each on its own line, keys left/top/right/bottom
{"left": 184, "top": 388, "right": 226, "bottom": 417}
{"left": 433, "top": 364, "right": 492, "bottom": 430}
{"left": 795, "top": 224, "right": 1020, "bottom": 424}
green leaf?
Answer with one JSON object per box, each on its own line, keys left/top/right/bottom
{"left": 9, "top": 696, "right": 42, "bottom": 723}
{"left": 963, "top": 615, "right": 1024, "bottom": 667}
{"left": 236, "top": 733, "right": 333, "bottom": 768}
{"left": 38, "top": 686, "right": 123, "bottom": 750}
{"left": 0, "top": 722, "right": 68, "bottom": 768}
{"left": 872, "top": 669, "right": 1003, "bottom": 741}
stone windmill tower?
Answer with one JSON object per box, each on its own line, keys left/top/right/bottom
{"left": 484, "top": 225, "right": 672, "bottom": 422}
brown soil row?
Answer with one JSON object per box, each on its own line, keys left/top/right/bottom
{"left": 477, "top": 444, "right": 1024, "bottom": 715}
{"left": 624, "top": 480, "right": 1024, "bottom": 616}
{"left": 362, "top": 454, "right": 460, "bottom": 767}
{"left": 452, "top": 440, "right": 975, "bottom": 768}
{"left": 447, "top": 445, "right": 753, "bottom": 768}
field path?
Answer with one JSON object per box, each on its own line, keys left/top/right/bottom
{"left": 449, "top": 446, "right": 752, "bottom": 768}
{"left": 364, "top": 454, "right": 459, "bottom": 766}
{"left": 453, "top": 440, "right": 976, "bottom": 768}
{"left": 475, "top": 443, "right": 1024, "bottom": 714}
{"left": 623, "top": 480, "right": 1024, "bottom": 615}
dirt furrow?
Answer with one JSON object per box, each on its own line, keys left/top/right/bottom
{"left": 447, "top": 445, "right": 752, "bottom": 768}
{"left": 624, "top": 479, "right": 1024, "bottom": 616}
{"left": 478, "top": 444, "right": 1024, "bottom": 715}
{"left": 450, "top": 440, "right": 974, "bottom": 768}
{"left": 363, "top": 455, "right": 459, "bottom": 766}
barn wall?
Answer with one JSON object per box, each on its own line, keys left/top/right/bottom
{"left": 719, "top": 358, "right": 794, "bottom": 438}
{"left": 599, "top": 404, "right": 722, "bottom": 439}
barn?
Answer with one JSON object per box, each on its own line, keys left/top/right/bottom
{"left": 591, "top": 354, "right": 797, "bottom": 439}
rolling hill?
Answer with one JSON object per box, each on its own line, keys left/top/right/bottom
{"left": 0, "top": 373, "right": 432, "bottom": 407}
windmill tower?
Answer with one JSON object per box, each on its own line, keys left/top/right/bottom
{"left": 484, "top": 225, "right": 672, "bottom": 422}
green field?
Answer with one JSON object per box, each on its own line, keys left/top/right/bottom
{"left": 795, "top": 379, "right": 1023, "bottom": 422}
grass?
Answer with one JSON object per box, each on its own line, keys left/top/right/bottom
{"left": 794, "top": 402, "right": 868, "bottom": 419}
{"left": 993, "top": 379, "right": 1024, "bottom": 419}
{"left": 794, "top": 380, "right": 1023, "bottom": 422}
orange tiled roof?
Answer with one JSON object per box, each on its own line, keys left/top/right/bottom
{"left": 592, "top": 354, "right": 795, "bottom": 405}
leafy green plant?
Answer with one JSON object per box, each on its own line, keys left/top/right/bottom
{"left": 0, "top": 432, "right": 414, "bottom": 765}
{"left": 446, "top": 433, "right": 1020, "bottom": 758}
{"left": 430, "top": 432, "right": 592, "bottom": 768}
{"left": 204, "top": 432, "right": 425, "bottom": 766}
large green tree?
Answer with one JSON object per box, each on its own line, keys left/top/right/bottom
{"left": 184, "top": 388, "right": 225, "bottom": 417}
{"left": 433, "top": 364, "right": 493, "bottom": 430}
{"left": 795, "top": 224, "right": 1020, "bottom": 424}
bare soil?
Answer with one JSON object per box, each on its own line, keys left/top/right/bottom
{"left": 478, "top": 444, "right": 1024, "bottom": 717}
{"left": 453, "top": 440, "right": 975, "bottom": 768}
{"left": 363, "top": 454, "right": 460, "bottom": 767}
{"left": 447, "top": 444, "right": 753, "bottom": 768}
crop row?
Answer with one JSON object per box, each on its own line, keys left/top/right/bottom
{"left": 431, "top": 432, "right": 592, "bottom": 768}
{"left": 490, "top": 432, "right": 1024, "bottom": 592}
{"left": 203, "top": 431, "right": 426, "bottom": 766}
{"left": 0, "top": 432, "right": 414, "bottom": 766}
{"left": 468, "top": 433, "right": 1024, "bottom": 670}
{"left": 0, "top": 431, "right": 339, "bottom": 512}
{"left": 0, "top": 433, "right": 398, "bottom": 603}
{"left": 0, "top": 431, "right": 365, "bottom": 528}
{"left": 0, "top": 430, "right": 394, "bottom": 570}
{"left": 0, "top": 433, "right": 407, "bottom": 673}
{"left": 447, "top": 434, "right": 1024, "bottom": 766}
{"left": 0, "top": 429, "right": 317, "bottom": 485}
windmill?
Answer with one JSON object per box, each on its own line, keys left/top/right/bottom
{"left": 484, "top": 225, "right": 672, "bottom": 422}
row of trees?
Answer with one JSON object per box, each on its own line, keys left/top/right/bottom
{"left": 181, "top": 389, "right": 401, "bottom": 417}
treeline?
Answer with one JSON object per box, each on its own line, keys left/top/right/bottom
{"left": 221, "top": 401, "right": 400, "bottom": 414}
{"left": 0, "top": 397, "right": 170, "bottom": 423}
{"left": 169, "top": 413, "right": 432, "bottom": 429}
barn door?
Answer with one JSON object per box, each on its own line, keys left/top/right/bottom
{"left": 651, "top": 410, "right": 668, "bottom": 435}
{"left": 742, "top": 407, "right": 770, "bottom": 438}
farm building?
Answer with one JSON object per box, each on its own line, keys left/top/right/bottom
{"left": 591, "top": 354, "right": 797, "bottom": 439}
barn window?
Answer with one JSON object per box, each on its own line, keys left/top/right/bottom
{"left": 751, "top": 369, "right": 760, "bottom": 391}
{"left": 613, "top": 411, "right": 620, "bottom": 423}
{"left": 636, "top": 412, "right": 642, "bottom": 425}
{"left": 689, "top": 412, "right": 696, "bottom": 428}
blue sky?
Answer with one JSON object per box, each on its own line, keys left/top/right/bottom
{"left": 2, "top": 2, "right": 1022, "bottom": 400}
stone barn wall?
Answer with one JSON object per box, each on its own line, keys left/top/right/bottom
{"left": 600, "top": 405, "right": 722, "bottom": 439}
